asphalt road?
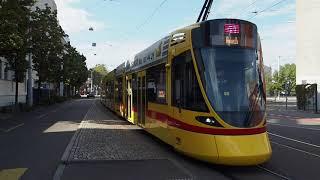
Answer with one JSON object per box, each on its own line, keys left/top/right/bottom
{"left": 0, "top": 99, "right": 93, "bottom": 180}
{"left": 0, "top": 99, "right": 319, "bottom": 180}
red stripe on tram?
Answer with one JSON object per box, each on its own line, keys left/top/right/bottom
{"left": 146, "top": 110, "right": 266, "bottom": 136}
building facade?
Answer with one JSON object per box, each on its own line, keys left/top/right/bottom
{"left": 296, "top": 0, "right": 320, "bottom": 111}
{"left": 0, "top": 0, "right": 58, "bottom": 108}
{"left": 0, "top": 58, "right": 27, "bottom": 107}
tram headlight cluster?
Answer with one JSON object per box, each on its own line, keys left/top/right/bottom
{"left": 196, "top": 116, "right": 223, "bottom": 127}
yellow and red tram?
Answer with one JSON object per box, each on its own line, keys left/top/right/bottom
{"left": 101, "top": 19, "right": 272, "bottom": 166}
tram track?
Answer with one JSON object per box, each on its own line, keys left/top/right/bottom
{"left": 268, "top": 132, "right": 320, "bottom": 148}
{"left": 268, "top": 132, "right": 320, "bottom": 157}
{"left": 256, "top": 165, "right": 291, "bottom": 180}
{"left": 270, "top": 141, "right": 320, "bottom": 158}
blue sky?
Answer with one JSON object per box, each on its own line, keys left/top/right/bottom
{"left": 55, "top": 0, "right": 296, "bottom": 71}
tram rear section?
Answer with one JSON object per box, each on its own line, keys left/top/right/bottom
{"left": 101, "top": 19, "right": 272, "bottom": 166}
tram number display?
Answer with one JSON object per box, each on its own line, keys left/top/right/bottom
{"left": 224, "top": 24, "right": 240, "bottom": 34}
{"left": 224, "top": 23, "right": 240, "bottom": 46}
{"left": 225, "top": 36, "right": 239, "bottom": 45}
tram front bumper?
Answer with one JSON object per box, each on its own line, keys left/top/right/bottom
{"left": 215, "top": 132, "right": 272, "bottom": 166}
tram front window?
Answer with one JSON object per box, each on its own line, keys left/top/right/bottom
{"left": 196, "top": 47, "right": 265, "bottom": 127}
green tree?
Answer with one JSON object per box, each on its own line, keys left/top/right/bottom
{"left": 90, "top": 64, "right": 108, "bottom": 87}
{"left": 268, "top": 64, "right": 296, "bottom": 97}
{"left": 0, "top": 0, "right": 34, "bottom": 108}
{"left": 269, "top": 70, "right": 282, "bottom": 97}
{"left": 278, "top": 64, "right": 296, "bottom": 95}
{"left": 63, "top": 44, "right": 88, "bottom": 96}
{"left": 30, "top": 5, "right": 65, "bottom": 101}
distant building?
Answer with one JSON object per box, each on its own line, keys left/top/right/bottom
{"left": 296, "top": 0, "right": 320, "bottom": 111}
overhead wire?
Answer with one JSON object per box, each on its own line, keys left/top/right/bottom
{"left": 136, "top": 0, "right": 169, "bottom": 31}
{"left": 231, "top": 0, "right": 259, "bottom": 18}
{"left": 247, "top": 0, "right": 289, "bottom": 20}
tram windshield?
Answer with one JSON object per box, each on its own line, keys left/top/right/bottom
{"left": 195, "top": 47, "right": 265, "bottom": 127}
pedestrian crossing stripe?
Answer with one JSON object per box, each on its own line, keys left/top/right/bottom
{"left": 0, "top": 168, "right": 27, "bottom": 180}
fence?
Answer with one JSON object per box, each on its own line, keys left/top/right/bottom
{"left": 296, "top": 84, "right": 318, "bottom": 113}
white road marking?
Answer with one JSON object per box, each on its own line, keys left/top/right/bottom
{"left": 53, "top": 164, "right": 65, "bottom": 180}
{"left": 257, "top": 165, "right": 291, "bottom": 180}
{"left": 271, "top": 141, "right": 320, "bottom": 158}
{"left": 36, "top": 113, "right": 49, "bottom": 119}
{"left": 268, "top": 132, "right": 320, "bottom": 148}
{"left": 5, "top": 123, "right": 24, "bottom": 132}
{"left": 268, "top": 123, "right": 320, "bottom": 131}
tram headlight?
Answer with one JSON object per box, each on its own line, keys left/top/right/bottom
{"left": 206, "top": 118, "right": 214, "bottom": 124}
{"left": 196, "top": 116, "right": 223, "bottom": 127}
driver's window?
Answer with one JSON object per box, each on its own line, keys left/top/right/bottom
{"left": 171, "top": 51, "right": 208, "bottom": 112}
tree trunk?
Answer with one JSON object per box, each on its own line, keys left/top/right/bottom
{"left": 48, "top": 83, "right": 51, "bottom": 101}
{"left": 15, "top": 71, "right": 19, "bottom": 112}
{"left": 38, "top": 74, "right": 41, "bottom": 104}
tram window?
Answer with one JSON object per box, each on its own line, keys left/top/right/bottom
{"left": 147, "top": 64, "right": 166, "bottom": 104}
{"left": 117, "top": 77, "right": 123, "bottom": 103}
{"left": 172, "top": 51, "right": 208, "bottom": 112}
{"left": 132, "top": 74, "right": 137, "bottom": 109}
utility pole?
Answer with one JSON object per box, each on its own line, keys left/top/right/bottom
{"left": 27, "top": 53, "right": 33, "bottom": 107}
{"left": 60, "top": 63, "right": 64, "bottom": 96}
{"left": 277, "top": 56, "right": 281, "bottom": 101}
{"left": 91, "top": 70, "right": 93, "bottom": 93}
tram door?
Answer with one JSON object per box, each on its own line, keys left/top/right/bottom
{"left": 137, "top": 72, "right": 146, "bottom": 127}
{"left": 126, "top": 76, "right": 133, "bottom": 122}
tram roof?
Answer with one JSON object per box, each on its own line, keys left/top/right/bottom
{"left": 112, "top": 18, "right": 256, "bottom": 76}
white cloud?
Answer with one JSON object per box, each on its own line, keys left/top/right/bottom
{"left": 55, "top": 0, "right": 105, "bottom": 34}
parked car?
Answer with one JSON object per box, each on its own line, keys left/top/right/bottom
{"left": 87, "top": 93, "right": 95, "bottom": 98}
{"left": 80, "top": 94, "right": 88, "bottom": 98}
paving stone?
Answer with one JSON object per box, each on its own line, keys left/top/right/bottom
{"left": 67, "top": 101, "right": 171, "bottom": 162}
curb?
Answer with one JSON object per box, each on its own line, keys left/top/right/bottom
{"left": 53, "top": 102, "right": 93, "bottom": 180}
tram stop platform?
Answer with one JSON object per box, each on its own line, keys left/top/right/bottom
{"left": 54, "top": 100, "right": 196, "bottom": 180}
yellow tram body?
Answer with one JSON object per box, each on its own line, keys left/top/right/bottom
{"left": 101, "top": 19, "right": 272, "bottom": 166}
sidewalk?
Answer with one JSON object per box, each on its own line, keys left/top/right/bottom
{"left": 55, "top": 100, "right": 193, "bottom": 180}
{"left": 266, "top": 98, "right": 320, "bottom": 128}
{"left": 267, "top": 100, "right": 320, "bottom": 119}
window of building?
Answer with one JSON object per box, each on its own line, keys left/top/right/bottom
{"left": 147, "top": 63, "right": 166, "bottom": 104}
{"left": 172, "top": 50, "right": 208, "bottom": 112}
